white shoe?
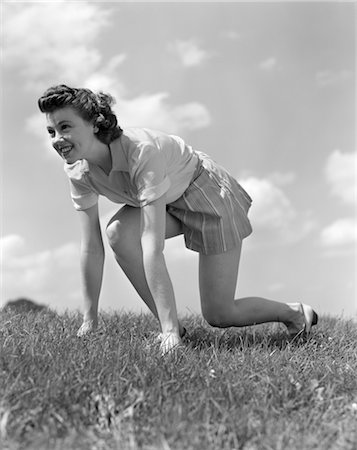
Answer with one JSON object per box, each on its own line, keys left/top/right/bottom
{"left": 287, "top": 303, "right": 318, "bottom": 338}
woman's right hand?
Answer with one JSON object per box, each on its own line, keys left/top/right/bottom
{"left": 159, "top": 332, "right": 182, "bottom": 355}
{"left": 77, "top": 204, "right": 104, "bottom": 338}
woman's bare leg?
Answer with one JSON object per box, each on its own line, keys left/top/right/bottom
{"left": 106, "top": 206, "right": 185, "bottom": 335}
{"left": 198, "top": 242, "right": 309, "bottom": 331}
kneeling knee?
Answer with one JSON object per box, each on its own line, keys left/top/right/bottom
{"left": 202, "top": 308, "right": 232, "bottom": 328}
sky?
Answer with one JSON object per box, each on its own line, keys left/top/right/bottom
{"left": 1, "top": 1, "right": 356, "bottom": 321}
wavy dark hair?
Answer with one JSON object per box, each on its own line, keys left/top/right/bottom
{"left": 38, "top": 84, "right": 123, "bottom": 144}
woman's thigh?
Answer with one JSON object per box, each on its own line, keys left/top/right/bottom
{"left": 198, "top": 244, "right": 242, "bottom": 322}
{"left": 106, "top": 205, "right": 184, "bottom": 245}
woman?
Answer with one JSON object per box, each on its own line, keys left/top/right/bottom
{"left": 38, "top": 85, "right": 318, "bottom": 354}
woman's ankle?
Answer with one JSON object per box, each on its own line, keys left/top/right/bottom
{"left": 284, "top": 303, "right": 304, "bottom": 332}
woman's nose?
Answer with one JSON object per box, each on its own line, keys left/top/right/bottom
{"left": 52, "top": 134, "right": 64, "bottom": 148}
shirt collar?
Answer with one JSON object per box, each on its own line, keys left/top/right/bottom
{"left": 63, "top": 159, "right": 90, "bottom": 179}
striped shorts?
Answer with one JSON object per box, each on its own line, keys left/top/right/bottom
{"left": 167, "top": 153, "right": 253, "bottom": 255}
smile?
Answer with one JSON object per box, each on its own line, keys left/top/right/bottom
{"left": 58, "top": 145, "right": 73, "bottom": 157}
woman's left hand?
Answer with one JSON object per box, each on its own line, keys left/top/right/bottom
{"left": 77, "top": 319, "right": 98, "bottom": 337}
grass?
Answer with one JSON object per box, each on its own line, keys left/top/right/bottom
{"left": 0, "top": 308, "right": 356, "bottom": 450}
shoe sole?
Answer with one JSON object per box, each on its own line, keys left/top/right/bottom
{"left": 312, "top": 311, "right": 318, "bottom": 326}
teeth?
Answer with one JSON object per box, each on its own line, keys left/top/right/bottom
{"left": 60, "top": 146, "right": 72, "bottom": 154}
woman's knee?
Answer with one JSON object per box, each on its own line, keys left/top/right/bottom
{"left": 201, "top": 303, "right": 233, "bottom": 328}
{"left": 106, "top": 220, "right": 122, "bottom": 248}
{"left": 106, "top": 218, "right": 135, "bottom": 256}
{"left": 106, "top": 207, "right": 140, "bottom": 250}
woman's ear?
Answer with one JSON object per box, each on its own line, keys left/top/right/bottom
{"left": 93, "top": 125, "right": 99, "bottom": 133}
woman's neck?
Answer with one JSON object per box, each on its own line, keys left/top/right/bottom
{"left": 90, "top": 141, "right": 113, "bottom": 175}
{"left": 110, "top": 135, "right": 129, "bottom": 172}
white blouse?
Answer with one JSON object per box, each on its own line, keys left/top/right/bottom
{"left": 63, "top": 128, "right": 199, "bottom": 210}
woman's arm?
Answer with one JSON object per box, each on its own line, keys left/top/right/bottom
{"left": 77, "top": 203, "right": 105, "bottom": 336}
{"left": 140, "top": 196, "right": 180, "bottom": 341}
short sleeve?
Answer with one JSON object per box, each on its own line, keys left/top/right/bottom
{"left": 130, "top": 144, "right": 171, "bottom": 207}
{"left": 68, "top": 178, "right": 99, "bottom": 211}
{"left": 64, "top": 160, "right": 99, "bottom": 211}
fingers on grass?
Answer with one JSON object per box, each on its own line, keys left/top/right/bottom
{"left": 159, "top": 333, "right": 182, "bottom": 356}
{"left": 77, "top": 320, "right": 97, "bottom": 337}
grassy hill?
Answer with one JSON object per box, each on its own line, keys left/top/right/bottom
{"left": 1, "top": 309, "right": 356, "bottom": 450}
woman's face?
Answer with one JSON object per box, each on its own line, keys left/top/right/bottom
{"left": 46, "top": 107, "right": 99, "bottom": 164}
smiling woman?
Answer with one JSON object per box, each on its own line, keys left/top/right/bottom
{"left": 45, "top": 108, "right": 111, "bottom": 170}
{"left": 39, "top": 85, "right": 123, "bottom": 173}
{"left": 37, "top": 84, "right": 318, "bottom": 355}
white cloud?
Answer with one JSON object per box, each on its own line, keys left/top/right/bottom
{"left": 325, "top": 150, "right": 357, "bottom": 204}
{"left": 259, "top": 57, "right": 278, "bottom": 71}
{"left": 316, "top": 70, "right": 353, "bottom": 87}
{"left": 169, "top": 39, "right": 210, "bottom": 67}
{"left": 85, "top": 71, "right": 211, "bottom": 132}
{"left": 0, "top": 234, "right": 25, "bottom": 259}
{"left": 320, "top": 218, "right": 357, "bottom": 248}
{"left": 83, "top": 55, "right": 128, "bottom": 96}
{"left": 169, "top": 102, "right": 211, "bottom": 131}
{"left": 18, "top": 3, "right": 212, "bottom": 147}
{"left": 99, "top": 88, "right": 211, "bottom": 133}
{"left": 240, "top": 175, "right": 316, "bottom": 245}
{"left": 2, "top": 1, "right": 110, "bottom": 89}
{"left": 240, "top": 176, "right": 295, "bottom": 230}
{"left": 1, "top": 235, "right": 81, "bottom": 310}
